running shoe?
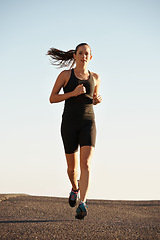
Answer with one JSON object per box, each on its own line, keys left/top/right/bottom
{"left": 69, "top": 189, "right": 79, "bottom": 207}
{"left": 75, "top": 202, "right": 88, "bottom": 220}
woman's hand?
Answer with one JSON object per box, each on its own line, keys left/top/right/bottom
{"left": 72, "top": 84, "right": 86, "bottom": 97}
{"left": 93, "top": 93, "right": 102, "bottom": 105}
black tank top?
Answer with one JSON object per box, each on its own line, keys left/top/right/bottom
{"left": 62, "top": 69, "right": 95, "bottom": 120}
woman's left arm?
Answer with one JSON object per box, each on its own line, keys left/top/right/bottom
{"left": 92, "top": 73, "right": 102, "bottom": 105}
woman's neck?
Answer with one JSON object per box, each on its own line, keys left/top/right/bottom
{"left": 74, "top": 66, "right": 89, "bottom": 80}
{"left": 74, "top": 66, "right": 88, "bottom": 74}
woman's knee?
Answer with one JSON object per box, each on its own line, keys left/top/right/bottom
{"left": 65, "top": 152, "right": 78, "bottom": 173}
{"left": 80, "top": 161, "right": 91, "bottom": 172}
{"left": 67, "top": 166, "right": 78, "bottom": 175}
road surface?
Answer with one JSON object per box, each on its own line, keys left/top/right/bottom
{"left": 0, "top": 195, "right": 159, "bottom": 239}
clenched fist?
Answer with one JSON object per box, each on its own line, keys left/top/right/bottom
{"left": 93, "top": 93, "right": 102, "bottom": 105}
{"left": 73, "top": 84, "right": 86, "bottom": 97}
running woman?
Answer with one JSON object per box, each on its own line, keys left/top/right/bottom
{"left": 47, "top": 43, "right": 102, "bottom": 219}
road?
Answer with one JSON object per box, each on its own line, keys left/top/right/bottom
{"left": 0, "top": 195, "right": 159, "bottom": 239}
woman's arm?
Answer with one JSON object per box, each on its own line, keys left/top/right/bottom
{"left": 92, "top": 73, "right": 102, "bottom": 105}
{"left": 49, "top": 70, "right": 86, "bottom": 103}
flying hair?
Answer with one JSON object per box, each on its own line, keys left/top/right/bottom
{"left": 47, "top": 43, "right": 90, "bottom": 68}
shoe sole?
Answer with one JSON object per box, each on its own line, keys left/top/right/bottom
{"left": 75, "top": 214, "right": 85, "bottom": 220}
{"left": 69, "top": 193, "right": 78, "bottom": 207}
{"left": 69, "top": 200, "right": 76, "bottom": 207}
{"left": 75, "top": 205, "right": 87, "bottom": 220}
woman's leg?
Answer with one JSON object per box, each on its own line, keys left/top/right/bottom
{"left": 65, "top": 152, "right": 79, "bottom": 190}
{"left": 79, "top": 146, "right": 94, "bottom": 202}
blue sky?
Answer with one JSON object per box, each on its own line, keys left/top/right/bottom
{"left": 0, "top": 0, "right": 160, "bottom": 200}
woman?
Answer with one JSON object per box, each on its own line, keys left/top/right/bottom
{"left": 47, "top": 43, "right": 102, "bottom": 220}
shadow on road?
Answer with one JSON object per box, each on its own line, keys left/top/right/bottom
{"left": 0, "top": 219, "right": 74, "bottom": 224}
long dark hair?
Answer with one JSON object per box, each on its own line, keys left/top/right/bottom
{"left": 47, "top": 43, "right": 90, "bottom": 68}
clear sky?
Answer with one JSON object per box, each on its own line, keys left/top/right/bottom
{"left": 0, "top": 0, "right": 160, "bottom": 200}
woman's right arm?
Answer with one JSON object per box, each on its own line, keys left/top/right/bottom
{"left": 49, "top": 70, "right": 86, "bottom": 103}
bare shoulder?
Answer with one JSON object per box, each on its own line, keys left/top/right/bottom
{"left": 91, "top": 72, "right": 100, "bottom": 86}
{"left": 91, "top": 72, "right": 100, "bottom": 80}
{"left": 59, "top": 69, "right": 71, "bottom": 79}
{"left": 56, "top": 69, "right": 71, "bottom": 86}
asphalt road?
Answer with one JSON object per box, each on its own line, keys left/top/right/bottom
{"left": 0, "top": 195, "right": 159, "bottom": 239}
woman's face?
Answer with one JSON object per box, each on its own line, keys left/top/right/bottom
{"left": 74, "top": 45, "right": 92, "bottom": 67}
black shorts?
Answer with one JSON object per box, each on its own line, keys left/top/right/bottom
{"left": 61, "top": 118, "right": 96, "bottom": 154}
